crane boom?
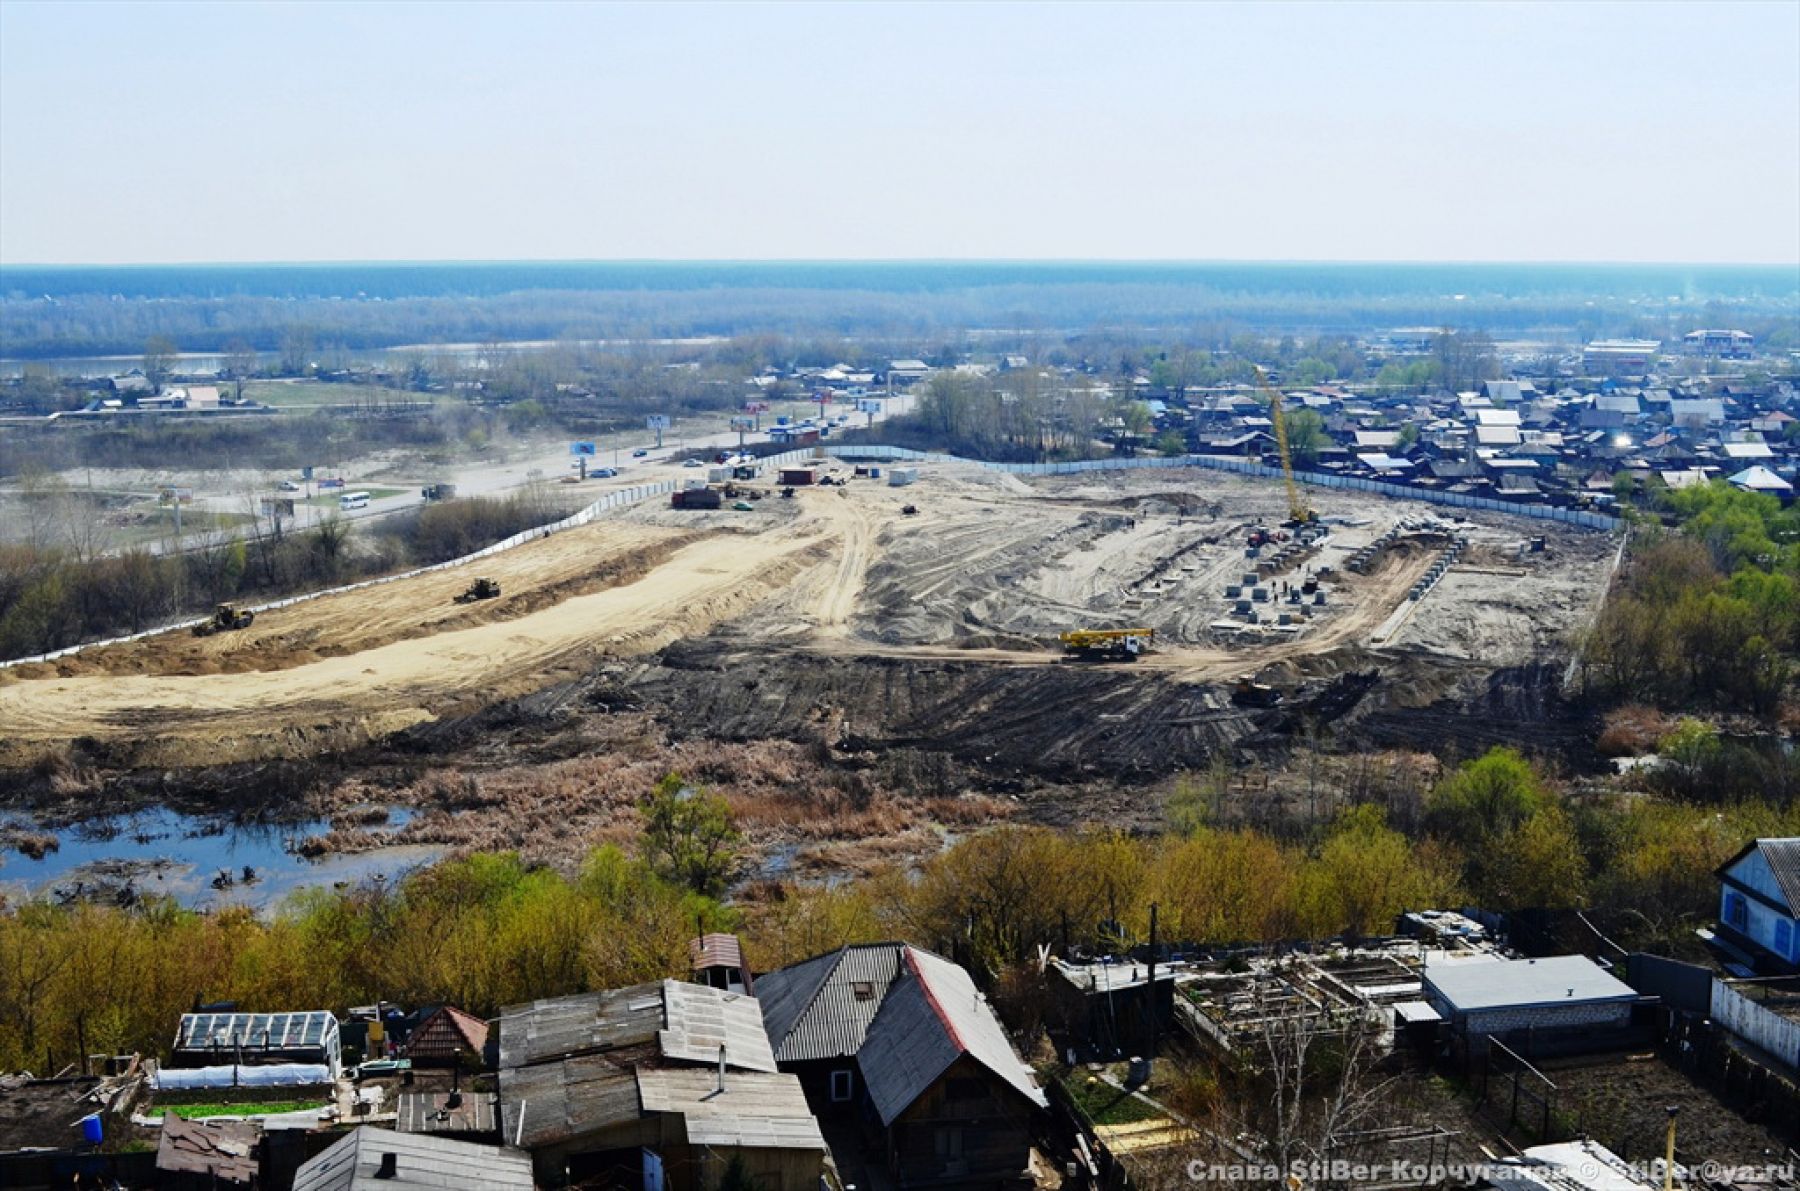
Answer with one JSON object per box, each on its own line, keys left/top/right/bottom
{"left": 1255, "top": 366, "right": 1314, "bottom": 524}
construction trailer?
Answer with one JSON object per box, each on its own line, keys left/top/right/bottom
{"left": 887, "top": 466, "right": 919, "bottom": 487}
{"left": 778, "top": 466, "right": 819, "bottom": 487}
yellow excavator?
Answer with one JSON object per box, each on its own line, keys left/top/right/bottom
{"left": 1253, "top": 366, "right": 1316, "bottom": 526}
{"left": 1060, "top": 628, "right": 1155, "bottom": 661}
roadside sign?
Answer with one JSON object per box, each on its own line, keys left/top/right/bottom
{"left": 301, "top": 465, "right": 315, "bottom": 481}
{"left": 159, "top": 487, "right": 194, "bottom": 504}
{"left": 646, "top": 415, "right": 671, "bottom": 430}
{"left": 858, "top": 399, "right": 883, "bottom": 414}
{"left": 729, "top": 416, "right": 755, "bottom": 431}
{"left": 570, "top": 441, "right": 598, "bottom": 456}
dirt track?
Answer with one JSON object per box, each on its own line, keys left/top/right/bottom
{"left": 0, "top": 464, "right": 1618, "bottom": 769}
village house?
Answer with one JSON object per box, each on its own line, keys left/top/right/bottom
{"left": 1716, "top": 838, "right": 1800, "bottom": 973}
{"left": 495, "top": 979, "right": 828, "bottom": 1190}
{"left": 754, "top": 942, "right": 1047, "bottom": 1189}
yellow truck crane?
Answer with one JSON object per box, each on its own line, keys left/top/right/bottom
{"left": 1253, "top": 366, "right": 1317, "bottom": 526}
{"left": 1060, "top": 628, "right": 1155, "bottom": 661}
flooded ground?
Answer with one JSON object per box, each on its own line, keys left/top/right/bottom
{"left": 0, "top": 805, "right": 444, "bottom": 911}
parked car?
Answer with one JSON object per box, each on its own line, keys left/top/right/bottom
{"left": 683, "top": 458, "right": 703, "bottom": 468}
{"left": 632, "top": 448, "right": 650, "bottom": 458}
{"left": 591, "top": 467, "right": 618, "bottom": 478}
{"left": 277, "top": 480, "right": 302, "bottom": 492}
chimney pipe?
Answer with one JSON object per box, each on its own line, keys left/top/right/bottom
{"left": 375, "top": 1152, "right": 398, "bottom": 1180}
{"left": 717, "top": 1043, "right": 727, "bottom": 1094}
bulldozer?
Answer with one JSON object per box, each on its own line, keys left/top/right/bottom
{"left": 1231, "top": 675, "right": 1283, "bottom": 707}
{"left": 192, "top": 603, "right": 255, "bottom": 637}
{"left": 1059, "top": 628, "right": 1154, "bottom": 661}
{"left": 454, "top": 577, "right": 501, "bottom": 604}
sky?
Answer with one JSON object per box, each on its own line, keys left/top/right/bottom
{"left": 2, "top": 0, "right": 1797, "bottom": 266}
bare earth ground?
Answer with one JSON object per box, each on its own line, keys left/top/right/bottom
{"left": 0, "top": 464, "right": 1614, "bottom": 760}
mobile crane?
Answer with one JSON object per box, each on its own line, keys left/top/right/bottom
{"left": 1253, "top": 366, "right": 1317, "bottom": 526}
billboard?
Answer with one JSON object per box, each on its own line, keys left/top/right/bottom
{"left": 729, "top": 416, "right": 755, "bottom": 431}
{"left": 857, "top": 399, "right": 884, "bottom": 414}
{"left": 646, "top": 414, "right": 672, "bottom": 430}
{"left": 570, "top": 441, "right": 598, "bottom": 457}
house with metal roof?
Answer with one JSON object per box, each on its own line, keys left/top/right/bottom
{"left": 754, "top": 942, "right": 1047, "bottom": 1189}
{"left": 1716, "top": 838, "right": 1800, "bottom": 973}
{"left": 494, "top": 979, "right": 827, "bottom": 1190}
{"left": 291, "top": 1126, "right": 532, "bottom": 1191}
{"left": 1421, "top": 955, "right": 1637, "bottom": 1047}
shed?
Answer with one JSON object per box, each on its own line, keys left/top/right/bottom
{"left": 291, "top": 1126, "right": 532, "bottom": 1191}
{"left": 402, "top": 1005, "right": 489, "bottom": 1068}
{"left": 1422, "top": 956, "right": 1635, "bottom": 1039}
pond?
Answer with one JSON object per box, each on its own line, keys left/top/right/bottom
{"left": 0, "top": 805, "right": 444, "bottom": 912}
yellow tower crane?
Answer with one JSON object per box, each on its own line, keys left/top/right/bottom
{"left": 1254, "top": 366, "right": 1316, "bottom": 525}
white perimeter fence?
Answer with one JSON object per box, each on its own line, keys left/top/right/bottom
{"left": 2, "top": 444, "right": 1618, "bottom": 670}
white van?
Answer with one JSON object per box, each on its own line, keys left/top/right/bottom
{"left": 339, "top": 490, "right": 371, "bottom": 510}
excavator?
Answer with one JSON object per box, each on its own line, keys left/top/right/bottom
{"left": 1060, "top": 628, "right": 1155, "bottom": 661}
{"left": 1253, "top": 366, "right": 1317, "bottom": 527}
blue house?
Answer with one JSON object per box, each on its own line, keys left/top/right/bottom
{"left": 1716, "top": 838, "right": 1800, "bottom": 971}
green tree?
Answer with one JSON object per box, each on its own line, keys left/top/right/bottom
{"left": 1428, "top": 747, "right": 1547, "bottom": 843}
{"left": 639, "top": 775, "right": 740, "bottom": 897}
{"left": 1283, "top": 407, "right": 1326, "bottom": 466}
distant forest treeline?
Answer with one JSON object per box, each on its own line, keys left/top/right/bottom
{"left": 4, "top": 261, "right": 1797, "bottom": 358}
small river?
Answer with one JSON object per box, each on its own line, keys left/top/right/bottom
{"left": 0, "top": 805, "right": 444, "bottom": 911}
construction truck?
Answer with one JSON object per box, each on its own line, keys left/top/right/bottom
{"left": 1231, "top": 675, "right": 1283, "bottom": 707}
{"left": 1060, "top": 628, "right": 1155, "bottom": 661}
{"left": 192, "top": 603, "right": 255, "bottom": 637}
{"left": 1253, "top": 366, "right": 1317, "bottom": 526}
{"left": 454, "top": 577, "right": 501, "bottom": 604}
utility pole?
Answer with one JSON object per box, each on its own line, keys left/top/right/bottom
{"left": 1146, "top": 902, "right": 1159, "bottom": 1064}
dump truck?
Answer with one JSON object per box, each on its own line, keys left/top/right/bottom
{"left": 1059, "top": 628, "right": 1154, "bottom": 661}
{"left": 1231, "top": 676, "right": 1283, "bottom": 707}
{"left": 454, "top": 577, "right": 501, "bottom": 604}
{"left": 192, "top": 603, "right": 255, "bottom": 637}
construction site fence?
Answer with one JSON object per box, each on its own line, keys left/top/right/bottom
{"left": 806, "top": 445, "right": 1624, "bottom": 532}
{"left": 0, "top": 478, "right": 682, "bottom": 670}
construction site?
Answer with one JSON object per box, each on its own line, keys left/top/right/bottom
{"left": 0, "top": 456, "right": 1621, "bottom": 875}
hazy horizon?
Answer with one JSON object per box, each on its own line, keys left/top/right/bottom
{"left": 4, "top": 1, "right": 1797, "bottom": 267}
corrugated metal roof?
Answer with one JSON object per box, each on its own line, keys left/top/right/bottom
{"left": 636, "top": 1068, "right": 827, "bottom": 1151}
{"left": 755, "top": 944, "right": 903, "bottom": 1063}
{"left": 290, "top": 1126, "right": 532, "bottom": 1191}
{"left": 760, "top": 944, "right": 1045, "bottom": 1126}
{"left": 1424, "top": 955, "right": 1634, "bottom": 1014}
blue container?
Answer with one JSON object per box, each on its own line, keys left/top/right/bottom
{"left": 80, "top": 1113, "right": 102, "bottom": 1145}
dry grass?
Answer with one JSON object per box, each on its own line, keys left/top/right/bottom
{"left": 308, "top": 719, "right": 1016, "bottom": 878}
{"left": 1596, "top": 704, "right": 1677, "bottom": 756}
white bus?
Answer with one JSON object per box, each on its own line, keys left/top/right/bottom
{"left": 338, "top": 490, "right": 371, "bottom": 510}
